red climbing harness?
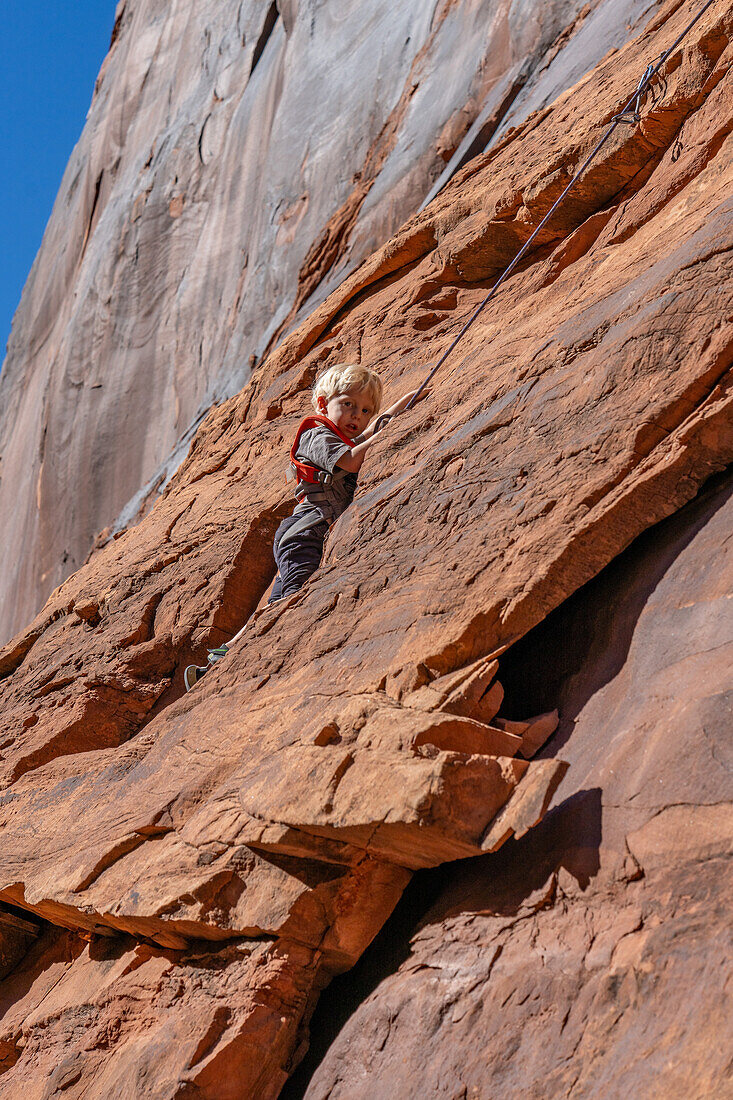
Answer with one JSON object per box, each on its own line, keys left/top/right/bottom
{"left": 288, "top": 414, "right": 353, "bottom": 487}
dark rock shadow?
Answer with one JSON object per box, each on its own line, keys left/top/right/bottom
{"left": 281, "top": 861, "right": 448, "bottom": 1099}
{"left": 498, "top": 468, "right": 732, "bottom": 755}
{"left": 283, "top": 787, "right": 602, "bottom": 1098}
{"left": 424, "top": 786, "right": 602, "bottom": 925}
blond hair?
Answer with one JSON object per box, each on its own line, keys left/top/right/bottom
{"left": 312, "top": 363, "right": 383, "bottom": 414}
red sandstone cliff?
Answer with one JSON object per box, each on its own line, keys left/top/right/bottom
{"left": 0, "top": 0, "right": 731, "bottom": 1096}
{"left": 0, "top": 0, "right": 671, "bottom": 644}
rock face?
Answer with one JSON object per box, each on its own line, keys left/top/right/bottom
{"left": 297, "top": 471, "right": 733, "bottom": 1099}
{"left": 0, "top": 0, "right": 732, "bottom": 1096}
{"left": 0, "top": 0, "right": 674, "bottom": 643}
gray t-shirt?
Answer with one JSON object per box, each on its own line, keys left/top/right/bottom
{"left": 287, "top": 424, "right": 357, "bottom": 539}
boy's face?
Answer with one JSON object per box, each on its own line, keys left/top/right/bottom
{"left": 319, "top": 387, "right": 374, "bottom": 439}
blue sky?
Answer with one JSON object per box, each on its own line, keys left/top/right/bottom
{"left": 1, "top": 2, "right": 115, "bottom": 361}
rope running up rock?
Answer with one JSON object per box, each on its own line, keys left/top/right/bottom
{"left": 374, "top": 0, "right": 719, "bottom": 432}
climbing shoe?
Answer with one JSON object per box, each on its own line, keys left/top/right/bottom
{"left": 184, "top": 663, "right": 210, "bottom": 692}
{"left": 184, "top": 646, "right": 230, "bottom": 692}
{"left": 207, "top": 645, "right": 229, "bottom": 664}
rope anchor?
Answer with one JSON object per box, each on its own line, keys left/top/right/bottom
{"left": 613, "top": 60, "right": 661, "bottom": 123}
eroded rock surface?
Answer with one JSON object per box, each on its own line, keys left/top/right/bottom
{"left": 0, "top": 0, "right": 731, "bottom": 1095}
{"left": 0, "top": 929, "right": 318, "bottom": 1098}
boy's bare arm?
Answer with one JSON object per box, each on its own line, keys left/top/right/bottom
{"left": 337, "top": 388, "right": 430, "bottom": 472}
{"left": 335, "top": 432, "right": 384, "bottom": 473}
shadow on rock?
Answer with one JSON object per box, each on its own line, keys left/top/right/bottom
{"left": 283, "top": 786, "right": 602, "bottom": 1097}
{"left": 498, "top": 470, "right": 732, "bottom": 755}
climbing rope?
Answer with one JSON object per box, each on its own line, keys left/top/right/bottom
{"left": 374, "top": 0, "right": 719, "bottom": 431}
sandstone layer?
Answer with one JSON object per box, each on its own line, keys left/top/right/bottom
{"left": 0, "top": 0, "right": 732, "bottom": 1095}
{"left": 0, "top": 0, "right": 677, "bottom": 643}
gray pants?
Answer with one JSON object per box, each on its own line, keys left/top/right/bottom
{"left": 269, "top": 515, "right": 327, "bottom": 602}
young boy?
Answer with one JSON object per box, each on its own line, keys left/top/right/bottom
{"left": 184, "top": 363, "right": 419, "bottom": 690}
